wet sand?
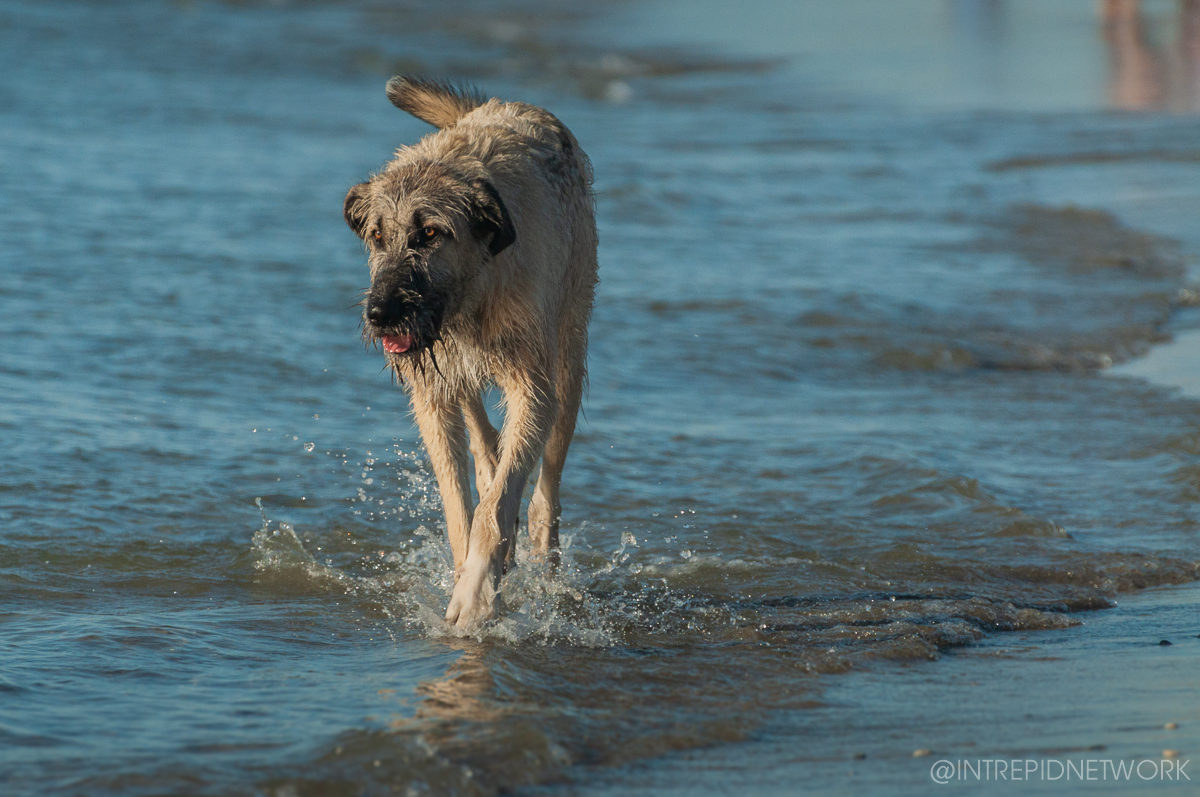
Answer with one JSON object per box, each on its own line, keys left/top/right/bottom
{"left": 1112, "top": 330, "right": 1200, "bottom": 400}
{"left": 547, "top": 584, "right": 1200, "bottom": 795}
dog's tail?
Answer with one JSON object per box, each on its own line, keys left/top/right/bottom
{"left": 385, "top": 76, "right": 488, "bottom": 129}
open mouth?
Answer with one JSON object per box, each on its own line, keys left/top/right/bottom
{"left": 382, "top": 333, "right": 415, "bottom": 354}
{"left": 362, "top": 300, "right": 443, "bottom": 359}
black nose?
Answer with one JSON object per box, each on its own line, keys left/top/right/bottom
{"left": 367, "top": 300, "right": 388, "bottom": 326}
{"left": 366, "top": 292, "right": 411, "bottom": 328}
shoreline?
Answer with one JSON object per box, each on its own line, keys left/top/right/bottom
{"left": 1110, "top": 330, "right": 1200, "bottom": 401}
{"left": 543, "top": 583, "right": 1200, "bottom": 796}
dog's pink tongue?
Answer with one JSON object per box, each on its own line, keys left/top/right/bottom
{"left": 382, "top": 334, "right": 413, "bottom": 354}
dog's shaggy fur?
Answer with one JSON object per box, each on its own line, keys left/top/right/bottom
{"left": 343, "top": 77, "right": 597, "bottom": 629}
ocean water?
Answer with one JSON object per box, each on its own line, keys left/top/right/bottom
{"left": 3, "top": 1, "right": 1200, "bottom": 794}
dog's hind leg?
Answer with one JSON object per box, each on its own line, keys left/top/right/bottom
{"left": 409, "top": 386, "right": 474, "bottom": 577}
{"left": 529, "top": 339, "right": 585, "bottom": 560}
{"left": 462, "top": 390, "right": 499, "bottom": 501}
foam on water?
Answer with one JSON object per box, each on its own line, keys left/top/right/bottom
{"left": 250, "top": 480, "right": 622, "bottom": 646}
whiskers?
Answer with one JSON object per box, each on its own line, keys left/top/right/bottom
{"left": 354, "top": 282, "right": 451, "bottom": 387}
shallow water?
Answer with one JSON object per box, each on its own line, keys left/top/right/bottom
{"left": 3, "top": 1, "right": 1200, "bottom": 795}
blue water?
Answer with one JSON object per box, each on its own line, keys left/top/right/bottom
{"left": 3, "top": 1, "right": 1200, "bottom": 794}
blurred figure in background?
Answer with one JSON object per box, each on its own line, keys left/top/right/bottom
{"left": 1103, "top": 0, "right": 1166, "bottom": 109}
{"left": 1180, "top": 0, "right": 1200, "bottom": 110}
{"left": 1102, "top": 0, "right": 1200, "bottom": 111}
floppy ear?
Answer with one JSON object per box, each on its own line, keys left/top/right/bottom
{"left": 467, "top": 179, "right": 516, "bottom": 257}
{"left": 343, "top": 182, "right": 371, "bottom": 238}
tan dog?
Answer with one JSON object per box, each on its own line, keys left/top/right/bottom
{"left": 343, "top": 77, "right": 597, "bottom": 629}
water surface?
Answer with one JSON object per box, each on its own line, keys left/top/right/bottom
{"left": 3, "top": 0, "right": 1200, "bottom": 794}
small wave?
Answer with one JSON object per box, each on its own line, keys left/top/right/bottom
{"left": 249, "top": 485, "right": 1200, "bottom": 649}
{"left": 249, "top": 499, "right": 620, "bottom": 646}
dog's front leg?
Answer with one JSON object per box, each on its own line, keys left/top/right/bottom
{"left": 408, "top": 386, "right": 474, "bottom": 577}
{"left": 446, "top": 377, "right": 555, "bottom": 629}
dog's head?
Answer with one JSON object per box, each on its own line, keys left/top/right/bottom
{"left": 344, "top": 159, "right": 516, "bottom": 358}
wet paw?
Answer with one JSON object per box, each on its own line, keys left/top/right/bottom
{"left": 444, "top": 552, "right": 499, "bottom": 630}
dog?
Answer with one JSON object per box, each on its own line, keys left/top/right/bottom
{"left": 343, "top": 77, "right": 597, "bottom": 629}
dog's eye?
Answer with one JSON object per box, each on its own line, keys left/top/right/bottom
{"left": 372, "top": 229, "right": 383, "bottom": 243}
{"left": 421, "top": 226, "right": 438, "bottom": 240}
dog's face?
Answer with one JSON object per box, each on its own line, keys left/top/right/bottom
{"left": 344, "top": 160, "right": 516, "bottom": 358}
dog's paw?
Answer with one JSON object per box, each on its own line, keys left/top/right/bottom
{"left": 526, "top": 492, "right": 560, "bottom": 556}
{"left": 444, "top": 552, "right": 499, "bottom": 630}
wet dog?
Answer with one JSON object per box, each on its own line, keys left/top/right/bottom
{"left": 343, "top": 77, "right": 597, "bottom": 629}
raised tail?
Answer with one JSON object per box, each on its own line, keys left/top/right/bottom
{"left": 385, "top": 76, "right": 488, "bottom": 129}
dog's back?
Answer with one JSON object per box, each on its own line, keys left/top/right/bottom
{"left": 384, "top": 76, "right": 594, "bottom": 200}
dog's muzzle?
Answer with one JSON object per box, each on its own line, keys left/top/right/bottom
{"left": 364, "top": 270, "right": 443, "bottom": 356}
{"left": 365, "top": 292, "right": 414, "bottom": 331}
